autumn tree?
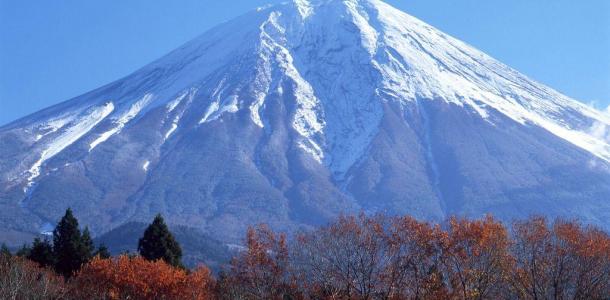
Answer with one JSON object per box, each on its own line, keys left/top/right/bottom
{"left": 4, "top": 210, "right": 607, "bottom": 299}
{"left": 73, "top": 255, "right": 214, "bottom": 300}
{"left": 510, "top": 217, "right": 610, "bottom": 299}
{"left": 510, "top": 216, "right": 557, "bottom": 299}
{"left": 570, "top": 224, "right": 610, "bottom": 299}
{"left": 215, "top": 214, "right": 608, "bottom": 299}
{"left": 440, "top": 215, "right": 513, "bottom": 300}
{"left": 138, "top": 214, "right": 183, "bottom": 268}
{"left": 383, "top": 216, "right": 448, "bottom": 299}
{"left": 0, "top": 254, "right": 68, "bottom": 299}
{"left": 219, "top": 224, "right": 295, "bottom": 300}
{"left": 290, "top": 214, "right": 394, "bottom": 299}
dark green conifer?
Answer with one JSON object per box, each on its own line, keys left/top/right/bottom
{"left": 0, "top": 243, "right": 11, "bottom": 258}
{"left": 28, "top": 237, "right": 55, "bottom": 267}
{"left": 53, "top": 208, "right": 91, "bottom": 277}
{"left": 94, "top": 244, "right": 111, "bottom": 259}
{"left": 15, "top": 244, "right": 31, "bottom": 257}
{"left": 138, "top": 214, "right": 183, "bottom": 267}
{"left": 80, "top": 227, "right": 95, "bottom": 261}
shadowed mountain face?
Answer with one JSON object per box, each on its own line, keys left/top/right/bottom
{"left": 1, "top": 0, "right": 609, "bottom": 246}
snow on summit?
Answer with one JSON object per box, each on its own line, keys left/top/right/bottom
{"left": 1, "top": 0, "right": 609, "bottom": 242}
{"left": 5, "top": 0, "right": 610, "bottom": 191}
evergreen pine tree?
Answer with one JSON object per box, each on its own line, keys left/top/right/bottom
{"left": 138, "top": 214, "right": 183, "bottom": 267}
{"left": 0, "top": 243, "right": 11, "bottom": 258}
{"left": 28, "top": 237, "right": 55, "bottom": 267}
{"left": 53, "top": 208, "right": 90, "bottom": 277}
{"left": 94, "top": 244, "right": 111, "bottom": 259}
{"left": 80, "top": 227, "right": 95, "bottom": 261}
{"left": 15, "top": 244, "right": 31, "bottom": 257}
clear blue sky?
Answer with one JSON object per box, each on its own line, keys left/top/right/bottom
{"left": 1, "top": 0, "right": 609, "bottom": 125}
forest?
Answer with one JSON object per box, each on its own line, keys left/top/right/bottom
{"left": 1, "top": 210, "right": 609, "bottom": 299}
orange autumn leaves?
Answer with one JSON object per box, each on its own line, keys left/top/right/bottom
{"left": 2, "top": 214, "right": 608, "bottom": 299}
{"left": 442, "top": 216, "right": 513, "bottom": 299}
{"left": 73, "top": 255, "right": 214, "bottom": 300}
{"left": 221, "top": 214, "right": 610, "bottom": 300}
{"left": 510, "top": 217, "right": 610, "bottom": 299}
{"left": 217, "top": 225, "right": 293, "bottom": 299}
{"left": 0, "top": 253, "right": 215, "bottom": 300}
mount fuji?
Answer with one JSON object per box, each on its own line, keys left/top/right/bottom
{"left": 1, "top": 0, "right": 609, "bottom": 245}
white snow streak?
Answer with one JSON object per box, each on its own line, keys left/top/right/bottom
{"left": 165, "top": 123, "right": 178, "bottom": 139}
{"left": 249, "top": 94, "right": 267, "bottom": 128}
{"left": 199, "top": 95, "right": 239, "bottom": 124}
{"left": 164, "top": 88, "right": 198, "bottom": 141}
{"left": 34, "top": 115, "right": 75, "bottom": 141}
{"left": 293, "top": 0, "right": 313, "bottom": 19}
{"left": 257, "top": 10, "right": 326, "bottom": 162}
{"left": 26, "top": 102, "right": 115, "bottom": 186}
{"left": 89, "top": 94, "right": 153, "bottom": 151}
{"left": 166, "top": 92, "right": 187, "bottom": 113}
{"left": 345, "top": 0, "right": 378, "bottom": 55}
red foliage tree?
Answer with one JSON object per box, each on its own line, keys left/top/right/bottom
{"left": 383, "top": 216, "right": 448, "bottom": 299}
{"left": 218, "top": 224, "right": 295, "bottom": 300}
{"left": 510, "top": 216, "right": 610, "bottom": 299}
{"left": 72, "top": 255, "right": 214, "bottom": 300}
{"left": 440, "top": 215, "right": 513, "bottom": 299}
{"left": 3, "top": 213, "right": 607, "bottom": 300}
{"left": 570, "top": 225, "right": 610, "bottom": 299}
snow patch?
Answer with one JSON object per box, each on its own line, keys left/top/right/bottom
{"left": 33, "top": 114, "right": 76, "bottom": 141}
{"left": 361, "top": 0, "right": 610, "bottom": 163}
{"left": 298, "top": 139, "right": 324, "bottom": 163}
{"left": 89, "top": 94, "right": 153, "bottom": 151}
{"left": 164, "top": 88, "right": 198, "bottom": 141}
{"left": 293, "top": 0, "right": 313, "bottom": 19}
{"left": 40, "top": 223, "right": 54, "bottom": 236}
{"left": 26, "top": 102, "right": 115, "bottom": 187}
{"left": 247, "top": 12, "right": 279, "bottom": 129}
{"left": 586, "top": 105, "right": 610, "bottom": 164}
{"left": 249, "top": 94, "right": 267, "bottom": 128}
{"left": 165, "top": 123, "right": 178, "bottom": 139}
{"left": 200, "top": 102, "right": 220, "bottom": 124}
{"left": 166, "top": 91, "right": 188, "bottom": 113}
{"left": 257, "top": 10, "right": 326, "bottom": 162}
{"left": 345, "top": 0, "right": 379, "bottom": 55}
{"left": 199, "top": 95, "right": 240, "bottom": 124}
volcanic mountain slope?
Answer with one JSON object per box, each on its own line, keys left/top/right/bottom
{"left": 1, "top": 0, "right": 609, "bottom": 245}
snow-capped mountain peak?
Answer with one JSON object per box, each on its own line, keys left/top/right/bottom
{"left": 1, "top": 0, "right": 609, "bottom": 243}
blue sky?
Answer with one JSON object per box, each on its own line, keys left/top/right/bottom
{"left": 1, "top": 0, "right": 609, "bottom": 125}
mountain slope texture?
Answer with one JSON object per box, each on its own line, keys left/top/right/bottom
{"left": 1, "top": 0, "right": 610, "bottom": 245}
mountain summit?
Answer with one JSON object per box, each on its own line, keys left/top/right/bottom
{"left": 1, "top": 0, "right": 609, "bottom": 244}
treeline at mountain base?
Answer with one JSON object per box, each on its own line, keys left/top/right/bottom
{"left": 1, "top": 213, "right": 609, "bottom": 300}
